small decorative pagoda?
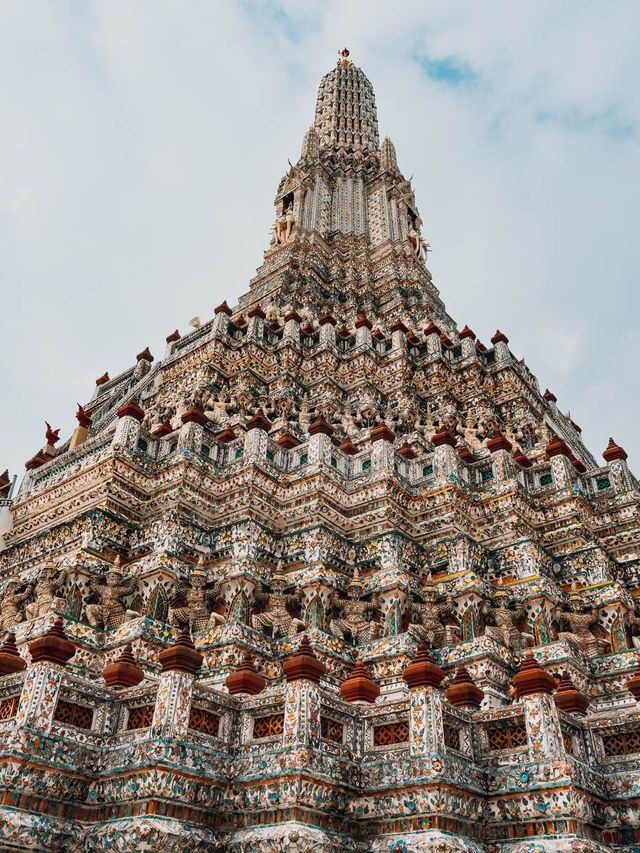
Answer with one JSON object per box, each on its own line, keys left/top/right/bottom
{"left": 0, "top": 48, "right": 639, "bottom": 852}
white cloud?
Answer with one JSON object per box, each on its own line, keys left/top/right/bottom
{"left": 0, "top": 0, "right": 639, "bottom": 478}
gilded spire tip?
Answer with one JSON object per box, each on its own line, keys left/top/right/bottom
{"left": 339, "top": 47, "right": 352, "bottom": 68}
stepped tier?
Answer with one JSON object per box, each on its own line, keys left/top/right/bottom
{"left": 0, "top": 49, "right": 639, "bottom": 853}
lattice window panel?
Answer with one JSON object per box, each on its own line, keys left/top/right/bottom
{"left": 373, "top": 720, "right": 409, "bottom": 747}
{"left": 487, "top": 719, "right": 527, "bottom": 751}
{"left": 603, "top": 729, "right": 640, "bottom": 757}
{"left": 321, "top": 716, "right": 344, "bottom": 744}
{"left": 126, "top": 705, "right": 154, "bottom": 731}
{"left": 188, "top": 707, "right": 220, "bottom": 736}
{"left": 253, "top": 713, "right": 284, "bottom": 740}
{"left": 0, "top": 697, "right": 18, "bottom": 721}
{"left": 444, "top": 723, "right": 461, "bottom": 751}
{"left": 54, "top": 699, "right": 94, "bottom": 731}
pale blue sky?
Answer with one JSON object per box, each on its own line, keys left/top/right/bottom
{"left": 1, "top": 1, "right": 639, "bottom": 482}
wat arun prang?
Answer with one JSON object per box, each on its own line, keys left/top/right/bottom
{"left": 1, "top": 47, "right": 640, "bottom": 852}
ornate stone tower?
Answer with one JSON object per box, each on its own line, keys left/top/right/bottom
{"left": 1, "top": 49, "right": 639, "bottom": 852}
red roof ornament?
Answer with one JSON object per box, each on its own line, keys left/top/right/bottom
{"left": 158, "top": 626, "right": 203, "bottom": 675}
{"left": 432, "top": 427, "right": 456, "bottom": 448}
{"left": 215, "top": 426, "right": 236, "bottom": 443}
{"left": 95, "top": 372, "right": 110, "bottom": 387}
{"left": 248, "top": 304, "right": 266, "bottom": 319}
{"left": 475, "top": 340, "right": 487, "bottom": 352}
{"left": 458, "top": 444, "right": 475, "bottom": 462}
{"left": 372, "top": 328, "right": 386, "bottom": 340}
{"left": 487, "top": 429, "right": 513, "bottom": 453}
{"left": 402, "top": 642, "right": 445, "bottom": 690}
{"left": 277, "top": 430, "right": 301, "bottom": 449}
{"left": 308, "top": 415, "right": 334, "bottom": 437}
{"left": 0, "top": 633, "right": 27, "bottom": 675}
{"left": 370, "top": 422, "right": 396, "bottom": 443}
{"left": 282, "top": 636, "right": 326, "bottom": 684}
{"left": 117, "top": 397, "right": 145, "bottom": 422}
{"left": 181, "top": 405, "right": 209, "bottom": 426}
{"left": 284, "top": 309, "right": 302, "bottom": 323}
{"left": 246, "top": 409, "right": 272, "bottom": 432}
{"left": 445, "top": 665, "right": 484, "bottom": 709}
{"left": 543, "top": 389, "right": 557, "bottom": 403}
{"left": 398, "top": 441, "right": 418, "bottom": 460}
{"left": 440, "top": 334, "right": 454, "bottom": 348}
{"left": 603, "top": 437, "right": 628, "bottom": 463}
{"left": 152, "top": 421, "right": 173, "bottom": 437}
{"left": 136, "top": 347, "right": 153, "bottom": 363}
{"left": 165, "top": 329, "right": 181, "bottom": 343}
{"left": 546, "top": 433, "right": 571, "bottom": 459}
{"left": 102, "top": 643, "right": 144, "bottom": 688}
{"left": 571, "top": 457, "right": 587, "bottom": 474}
{"left": 389, "top": 319, "right": 408, "bottom": 334}
{"left": 554, "top": 671, "right": 590, "bottom": 715}
{"left": 318, "top": 311, "right": 337, "bottom": 326}
{"left": 340, "top": 658, "right": 380, "bottom": 704}
{"left": 225, "top": 652, "right": 265, "bottom": 695}
{"left": 45, "top": 422, "right": 60, "bottom": 446}
{"left": 570, "top": 419, "right": 582, "bottom": 434}
{"left": 29, "top": 618, "right": 76, "bottom": 667}
{"left": 511, "top": 649, "right": 556, "bottom": 698}
{"left": 459, "top": 325, "right": 476, "bottom": 341}
{"left": 491, "top": 330, "right": 509, "bottom": 345}
{"left": 76, "top": 404, "right": 92, "bottom": 429}
{"left": 513, "top": 449, "right": 532, "bottom": 468}
{"left": 355, "top": 314, "right": 372, "bottom": 330}
{"left": 214, "top": 300, "right": 232, "bottom": 316}
{"left": 424, "top": 322, "right": 441, "bottom": 337}
{"left": 338, "top": 435, "right": 359, "bottom": 455}
{"left": 25, "top": 452, "right": 48, "bottom": 471}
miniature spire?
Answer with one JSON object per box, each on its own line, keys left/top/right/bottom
{"left": 0, "top": 470, "right": 11, "bottom": 498}
{"left": 159, "top": 626, "right": 203, "bottom": 675}
{"left": 603, "top": 437, "right": 628, "bottom": 463}
{"left": 0, "top": 633, "right": 27, "bottom": 675}
{"left": 380, "top": 136, "right": 397, "bottom": 171}
{"left": 29, "top": 618, "right": 76, "bottom": 667}
{"left": 402, "top": 641, "right": 445, "bottom": 690}
{"left": 226, "top": 652, "right": 265, "bottom": 696}
{"left": 340, "top": 658, "right": 380, "bottom": 703}
{"left": 102, "top": 643, "right": 144, "bottom": 688}
{"left": 282, "top": 636, "right": 326, "bottom": 683}
{"left": 445, "top": 665, "right": 484, "bottom": 709}
{"left": 511, "top": 649, "right": 556, "bottom": 698}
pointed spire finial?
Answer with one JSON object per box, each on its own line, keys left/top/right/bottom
{"left": 339, "top": 47, "right": 351, "bottom": 67}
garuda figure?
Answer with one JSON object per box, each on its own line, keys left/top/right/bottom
{"left": 0, "top": 579, "right": 33, "bottom": 631}
{"left": 25, "top": 564, "right": 68, "bottom": 620}
{"left": 252, "top": 574, "right": 305, "bottom": 638}
{"left": 482, "top": 586, "right": 533, "bottom": 653}
{"left": 169, "top": 558, "right": 224, "bottom": 633}
{"left": 555, "top": 588, "right": 607, "bottom": 655}
{"left": 408, "top": 575, "right": 457, "bottom": 648}
{"left": 86, "top": 557, "right": 139, "bottom": 629}
{"left": 330, "top": 574, "right": 381, "bottom": 644}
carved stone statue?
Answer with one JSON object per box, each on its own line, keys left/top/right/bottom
{"left": 252, "top": 574, "right": 305, "bottom": 638}
{"left": 329, "top": 574, "right": 381, "bottom": 644}
{"left": 407, "top": 221, "right": 426, "bottom": 258}
{"left": 407, "top": 576, "right": 457, "bottom": 648}
{"left": 169, "top": 558, "right": 224, "bottom": 633}
{"left": 25, "top": 564, "right": 68, "bottom": 620}
{"left": 555, "top": 589, "right": 607, "bottom": 655}
{"left": 482, "top": 588, "right": 533, "bottom": 652}
{"left": 274, "top": 205, "right": 296, "bottom": 244}
{"left": 86, "top": 557, "right": 139, "bottom": 629}
{"left": 0, "top": 579, "right": 33, "bottom": 630}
